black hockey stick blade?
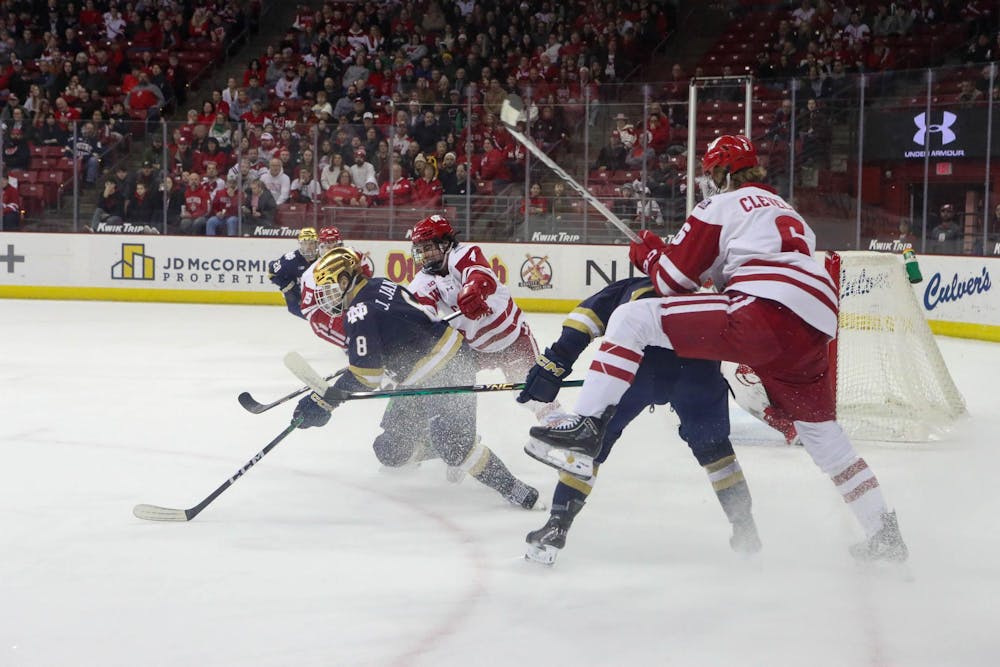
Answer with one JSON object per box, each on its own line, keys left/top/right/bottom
{"left": 237, "top": 370, "right": 346, "bottom": 414}
{"left": 132, "top": 418, "right": 302, "bottom": 522}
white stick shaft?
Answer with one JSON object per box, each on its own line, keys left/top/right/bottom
{"left": 503, "top": 124, "right": 641, "bottom": 243}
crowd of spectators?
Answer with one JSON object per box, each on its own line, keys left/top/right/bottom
{"left": 1, "top": 0, "right": 677, "bottom": 233}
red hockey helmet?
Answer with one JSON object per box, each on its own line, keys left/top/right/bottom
{"left": 411, "top": 215, "right": 456, "bottom": 275}
{"left": 702, "top": 134, "right": 758, "bottom": 176}
{"left": 410, "top": 214, "right": 455, "bottom": 243}
{"left": 318, "top": 226, "right": 343, "bottom": 254}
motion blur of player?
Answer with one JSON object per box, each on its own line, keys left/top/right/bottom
{"left": 298, "top": 226, "right": 374, "bottom": 348}
{"left": 292, "top": 247, "right": 541, "bottom": 509}
{"left": 518, "top": 277, "right": 760, "bottom": 564}
{"left": 528, "top": 135, "right": 907, "bottom": 563}
{"left": 406, "top": 215, "right": 561, "bottom": 424}
{"left": 267, "top": 227, "right": 319, "bottom": 318}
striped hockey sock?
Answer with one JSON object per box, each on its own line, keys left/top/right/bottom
{"left": 574, "top": 340, "right": 644, "bottom": 417}
{"left": 832, "top": 458, "right": 888, "bottom": 537}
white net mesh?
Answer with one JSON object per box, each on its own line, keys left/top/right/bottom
{"left": 834, "top": 251, "right": 966, "bottom": 441}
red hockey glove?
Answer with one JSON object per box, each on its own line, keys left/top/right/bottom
{"left": 628, "top": 229, "right": 669, "bottom": 275}
{"left": 457, "top": 274, "right": 496, "bottom": 319}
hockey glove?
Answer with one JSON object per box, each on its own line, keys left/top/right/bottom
{"left": 457, "top": 274, "right": 496, "bottom": 319}
{"left": 292, "top": 389, "right": 342, "bottom": 429}
{"left": 628, "top": 229, "right": 669, "bottom": 275}
{"left": 517, "top": 348, "right": 572, "bottom": 404}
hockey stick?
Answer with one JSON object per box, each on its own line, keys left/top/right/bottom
{"left": 132, "top": 418, "right": 302, "bottom": 522}
{"left": 283, "top": 351, "right": 583, "bottom": 401}
{"left": 499, "top": 94, "right": 640, "bottom": 243}
{"left": 237, "top": 369, "right": 347, "bottom": 414}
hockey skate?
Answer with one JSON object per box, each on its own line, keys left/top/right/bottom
{"left": 729, "top": 517, "right": 763, "bottom": 555}
{"left": 524, "top": 500, "right": 584, "bottom": 565}
{"left": 523, "top": 407, "right": 615, "bottom": 479}
{"left": 850, "top": 511, "right": 908, "bottom": 563}
{"left": 505, "top": 480, "right": 541, "bottom": 510}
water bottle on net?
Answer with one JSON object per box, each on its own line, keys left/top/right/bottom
{"left": 902, "top": 247, "right": 923, "bottom": 284}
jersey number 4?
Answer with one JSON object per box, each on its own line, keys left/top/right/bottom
{"left": 775, "top": 215, "right": 810, "bottom": 255}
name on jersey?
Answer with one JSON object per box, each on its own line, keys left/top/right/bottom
{"left": 374, "top": 280, "right": 398, "bottom": 311}
{"left": 739, "top": 194, "right": 792, "bottom": 213}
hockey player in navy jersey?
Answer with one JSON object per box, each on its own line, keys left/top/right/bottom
{"left": 292, "top": 247, "right": 541, "bottom": 509}
{"left": 518, "top": 277, "right": 760, "bottom": 564}
{"left": 267, "top": 227, "right": 319, "bottom": 318}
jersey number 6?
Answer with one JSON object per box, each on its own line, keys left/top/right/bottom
{"left": 775, "top": 215, "right": 810, "bottom": 256}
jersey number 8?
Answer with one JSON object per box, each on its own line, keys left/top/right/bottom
{"left": 355, "top": 335, "right": 367, "bottom": 356}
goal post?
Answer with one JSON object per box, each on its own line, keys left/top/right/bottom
{"left": 828, "top": 250, "right": 966, "bottom": 441}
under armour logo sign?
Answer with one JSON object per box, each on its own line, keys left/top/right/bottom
{"left": 913, "top": 111, "right": 957, "bottom": 146}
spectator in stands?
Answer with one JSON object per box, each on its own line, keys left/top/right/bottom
{"left": 324, "top": 170, "right": 365, "bottom": 207}
{"left": 259, "top": 158, "right": 291, "bottom": 206}
{"left": 2, "top": 127, "right": 30, "bottom": 170}
{"left": 798, "top": 98, "right": 830, "bottom": 167}
{"left": 519, "top": 182, "right": 548, "bottom": 221}
{"left": 958, "top": 79, "right": 984, "bottom": 107}
{"left": 320, "top": 152, "right": 346, "bottom": 190}
{"left": 349, "top": 147, "right": 377, "bottom": 190}
{"left": 595, "top": 131, "right": 628, "bottom": 171}
{"left": 65, "top": 121, "right": 102, "bottom": 187}
{"left": 275, "top": 66, "right": 301, "bottom": 100}
{"left": 110, "top": 164, "right": 135, "bottom": 200}
{"left": 375, "top": 162, "right": 413, "bottom": 205}
{"left": 179, "top": 172, "right": 211, "bottom": 235}
{"left": 842, "top": 12, "right": 871, "bottom": 45}
{"left": 803, "top": 66, "right": 833, "bottom": 102}
{"left": 242, "top": 177, "right": 277, "bottom": 227}
{"left": 792, "top": 0, "right": 817, "bottom": 27}
{"left": 125, "top": 182, "right": 157, "bottom": 231}
{"left": 90, "top": 179, "right": 126, "bottom": 230}
{"left": 475, "top": 136, "right": 512, "bottom": 190}
{"left": 412, "top": 162, "right": 444, "bottom": 207}
{"left": 0, "top": 173, "right": 21, "bottom": 230}
{"left": 448, "top": 163, "right": 476, "bottom": 197}
{"left": 124, "top": 71, "right": 165, "bottom": 132}
{"left": 206, "top": 177, "right": 242, "bottom": 236}
{"left": 290, "top": 167, "right": 322, "bottom": 204}
{"left": 931, "top": 204, "right": 963, "bottom": 243}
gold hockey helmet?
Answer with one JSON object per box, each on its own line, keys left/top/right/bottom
{"left": 298, "top": 227, "right": 319, "bottom": 261}
{"left": 313, "top": 247, "right": 362, "bottom": 314}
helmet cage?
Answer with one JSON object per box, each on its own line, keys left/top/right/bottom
{"left": 298, "top": 227, "right": 319, "bottom": 261}
{"left": 412, "top": 238, "right": 451, "bottom": 274}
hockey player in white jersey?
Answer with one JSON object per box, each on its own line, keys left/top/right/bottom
{"left": 407, "top": 214, "right": 561, "bottom": 424}
{"left": 527, "top": 135, "right": 908, "bottom": 563}
{"left": 299, "top": 225, "right": 375, "bottom": 348}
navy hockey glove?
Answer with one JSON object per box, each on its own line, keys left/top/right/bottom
{"left": 517, "top": 348, "right": 571, "bottom": 404}
{"left": 293, "top": 389, "right": 342, "bottom": 429}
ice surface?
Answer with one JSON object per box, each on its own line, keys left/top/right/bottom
{"left": 1, "top": 300, "right": 998, "bottom": 667}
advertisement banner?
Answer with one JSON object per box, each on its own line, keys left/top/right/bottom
{"left": 863, "top": 107, "right": 1000, "bottom": 160}
{"left": 2, "top": 232, "right": 998, "bottom": 340}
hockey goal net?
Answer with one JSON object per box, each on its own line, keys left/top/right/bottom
{"left": 827, "top": 250, "right": 966, "bottom": 441}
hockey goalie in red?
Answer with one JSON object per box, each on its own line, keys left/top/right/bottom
{"left": 407, "top": 214, "right": 562, "bottom": 424}
{"left": 528, "top": 135, "right": 908, "bottom": 563}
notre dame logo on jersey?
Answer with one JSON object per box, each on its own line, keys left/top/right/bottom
{"left": 346, "top": 303, "right": 368, "bottom": 324}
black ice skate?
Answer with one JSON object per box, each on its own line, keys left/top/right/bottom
{"left": 729, "top": 517, "right": 763, "bottom": 555}
{"left": 850, "top": 511, "right": 908, "bottom": 563}
{"left": 505, "top": 480, "right": 541, "bottom": 510}
{"left": 523, "top": 406, "right": 615, "bottom": 479}
{"left": 524, "top": 500, "right": 585, "bottom": 565}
